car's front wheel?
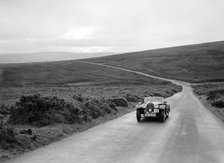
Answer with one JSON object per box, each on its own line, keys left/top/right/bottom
{"left": 136, "top": 110, "right": 141, "bottom": 122}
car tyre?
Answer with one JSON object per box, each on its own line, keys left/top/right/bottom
{"left": 160, "top": 110, "right": 165, "bottom": 122}
{"left": 166, "top": 111, "right": 169, "bottom": 118}
{"left": 166, "top": 104, "right": 170, "bottom": 112}
{"left": 136, "top": 110, "right": 141, "bottom": 122}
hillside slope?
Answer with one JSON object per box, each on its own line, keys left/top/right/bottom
{"left": 0, "top": 61, "right": 168, "bottom": 87}
{"left": 85, "top": 41, "right": 224, "bottom": 82}
{"left": 0, "top": 61, "right": 181, "bottom": 105}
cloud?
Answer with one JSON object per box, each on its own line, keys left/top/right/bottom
{"left": 62, "top": 27, "right": 95, "bottom": 40}
{"left": 0, "top": 0, "right": 224, "bottom": 54}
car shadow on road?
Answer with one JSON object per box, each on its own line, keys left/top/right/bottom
{"left": 138, "top": 118, "right": 164, "bottom": 123}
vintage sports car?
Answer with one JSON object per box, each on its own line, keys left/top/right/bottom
{"left": 136, "top": 97, "right": 170, "bottom": 122}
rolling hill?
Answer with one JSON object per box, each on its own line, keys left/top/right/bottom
{"left": 85, "top": 41, "right": 224, "bottom": 82}
{"left": 0, "top": 41, "right": 223, "bottom": 160}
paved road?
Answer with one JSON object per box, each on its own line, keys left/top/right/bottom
{"left": 7, "top": 63, "right": 224, "bottom": 163}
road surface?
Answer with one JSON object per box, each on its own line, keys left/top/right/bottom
{"left": 7, "top": 63, "right": 224, "bottom": 163}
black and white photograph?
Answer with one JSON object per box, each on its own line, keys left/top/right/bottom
{"left": 0, "top": 0, "right": 224, "bottom": 162}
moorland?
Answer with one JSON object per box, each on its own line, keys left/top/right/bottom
{"left": 0, "top": 60, "right": 181, "bottom": 160}
{"left": 1, "top": 40, "right": 224, "bottom": 160}
{"left": 86, "top": 41, "right": 224, "bottom": 83}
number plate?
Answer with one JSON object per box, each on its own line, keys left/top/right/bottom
{"left": 145, "top": 113, "right": 156, "bottom": 117}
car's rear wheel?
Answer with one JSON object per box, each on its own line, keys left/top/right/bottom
{"left": 165, "top": 104, "right": 170, "bottom": 118}
{"left": 160, "top": 110, "right": 165, "bottom": 122}
{"left": 166, "top": 104, "right": 170, "bottom": 112}
{"left": 136, "top": 110, "right": 141, "bottom": 122}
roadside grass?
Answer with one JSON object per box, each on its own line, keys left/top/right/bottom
{"left": 193, "top": 83, "right": 224, "bottom": 122}
{"left": 85, "top": 41, "right": 224, "bottom": 83}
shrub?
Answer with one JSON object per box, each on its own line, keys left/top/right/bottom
{"left": 73, "top": 94, "right": 84, "bottom": 102}
{"left": 207, "top": 90, "right": 224, "bottom": 100}
{"left": 8, "top": 93, "right": 123, "bottom": 126}
{"left": 207, "top": 90, "right": 224, "bottom": 108}
{"left": 84, "top": 100, "right": 102, "bottom": 119}
{"left": 153, "top": 92, "right": 162, "bottom": 97}
{"left": 212, "top": 99, "right": 224, "bottom": 108}
{"left": 82, "top": 98, "right": 117, "bottom": 119}
{"left": 20, "top": 128, "right": 32, "bottom": 135}
{"left": 73, "top": 94, "right": 119, "bottom": 119}
{"left": 9, "top": 94, "right": 81, "bottom": 126}
{"left": 0, "top": 104, "right": 11, "bottom": 115}
{"left": 104, "top": 100, "right": 117, "bottom": 111}
{"left": 9, "top": 93, "right": 122, "bottom": 126}
{"left": 125, "top": 94, "right": 140, "bottom": 102}
{"left": 108, "top": 98, "right": 128, "bottom": 107}
{"left": 0, "top": 123, "right": 17, "bottom": 149}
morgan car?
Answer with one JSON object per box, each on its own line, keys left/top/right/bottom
{"left": 136, "top": 96, "right": 170, "bottom": 122}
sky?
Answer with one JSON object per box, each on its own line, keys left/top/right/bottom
{"left": 0, "top": 0, "right": 224, "bottom": 54}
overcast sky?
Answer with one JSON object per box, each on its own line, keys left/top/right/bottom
{"left": 0, "top": 0, "right": 224, "bottom": 54}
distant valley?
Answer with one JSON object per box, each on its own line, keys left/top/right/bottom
{"left": 0, "top": 52, "right": 113, "bottom": 64}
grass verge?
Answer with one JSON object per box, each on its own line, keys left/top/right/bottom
{"left": 192, "top": 82, "right": 224, "bottom": 122}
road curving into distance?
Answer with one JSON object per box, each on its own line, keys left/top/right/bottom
{"left": 7, "top": 62, "right": 224, "bottom": 163}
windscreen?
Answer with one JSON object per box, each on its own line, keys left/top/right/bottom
{"left": 144, "top": 96, "right": 164, "bottom": 103}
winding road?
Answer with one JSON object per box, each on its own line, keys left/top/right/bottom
{"left": 7, "top": 62, "right": 224, "bottom": 163}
